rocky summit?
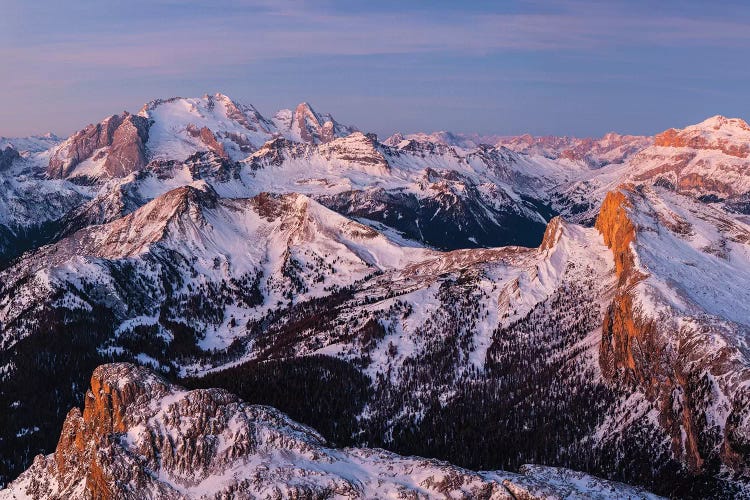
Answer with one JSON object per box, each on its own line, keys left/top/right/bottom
{"left": 0, "top": 363, "right": 663, "bottom": 499}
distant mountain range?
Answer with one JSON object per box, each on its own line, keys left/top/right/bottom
{"left": 1, "top": 93, "right": 749, "bottom": 498}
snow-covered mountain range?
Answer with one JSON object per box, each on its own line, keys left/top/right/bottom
{"left": 0, "top": 93, "right": 749, "bottom": 498}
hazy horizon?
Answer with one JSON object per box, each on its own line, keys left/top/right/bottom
{"left": 2, "top": 0, "right": 750, "bottom": 138}
{"left": 5, "top": 93, "right": 746, "bottom": 142}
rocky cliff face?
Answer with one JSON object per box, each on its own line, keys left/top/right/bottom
{"left": 594, "top": 188, "right": 637, "bottom": 281}
{"left": 47, "top": 112, "right": 150, "bottom": 179}
{"left": 626, "top": 116, "right": 750, "bottom": 203}
{"left": 185, "top": 124, "right": 229, "bottom": 159}
{"left": 289, "top": 102, "right": 354, "bottom": 144}
{"left": 595, "top": 185, "right": 750, "bottom": 477}
{"left": 594, "top": 187, "right": 662, "bottom": 384}
{"left": 0, "top": 363, "right": 663, "bottom": 500}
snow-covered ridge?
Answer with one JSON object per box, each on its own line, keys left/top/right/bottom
{"left": 46, "top": 94, "right": 356, "bottom": 180}
{"left": 621, "top": 115, "right": 750, "bottom": 199}
{"left": 596, "top": 184, "right": 750, "bottom": 476}
{"left": 0, "top": 133, "right": 60, "bottom": 154}
{"left": 627, "top": 186, "right": 750, "bottom": 327}
{"left": 7, "top": 93, "right": 747, "bottom": 254}
{"left": 0, "top": 183, "right": 435, "bottom": 353}
{"left": 386, "top": 130, "right": 652, "bottom": 168}
{"left": 55, "top": 182, "right": 431, "bottom": 268}
{"left": 654, "top": 115, "right": 750, "bottom": 157}
{"left": 38, "top": 120, "right": 564, "bottom": 250}
{"left": 0, "top": 363, "right": 663, "bottom": 499}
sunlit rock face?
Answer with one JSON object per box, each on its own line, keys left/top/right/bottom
{"left": 596, "top": 185, "right": 750, "bottom": 478}
{"left": 629, "top": 116, "right": 750, "bottom": 201}
{"left": 47, "top": 112, "right": 150, "bottom": 179}
{"left": 0, "top": 363, "right": 663, "bottom": 500}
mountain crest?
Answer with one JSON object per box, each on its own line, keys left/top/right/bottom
{"left": 69, "top": 182, "right": 219, "bottom": 259}
{"left": 654, "top": 115, "right": 750, "bottom": 158}
{"left": 696, "top": 114, "right": 750, "bottom": 131}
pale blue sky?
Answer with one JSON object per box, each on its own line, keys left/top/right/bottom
{"left": 1, "top": 0, "right": 749, "bottom": 138}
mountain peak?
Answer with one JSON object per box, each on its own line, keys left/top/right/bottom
{"left": 64, "top": 182, "right": 219, "bottom": 260}
{"left": 653, "top": 115, "right": 750, "bottom": 158}
{"left": 211, "top": 91, "right": 231, "bottom": 101}
{"left": 695, "top": 114, "right": 750, "bottom": 131}
{"left": 41, "top": 94, "right": 362, "bottom": 182}
{"left": 383, "top": 131, "right": 405, "bottom": 146}
{"left": 289, "top": 101, "right": 353, "bottom": 144}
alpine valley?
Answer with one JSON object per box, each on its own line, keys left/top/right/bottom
{"left": 0, "top": 94, "right": 749, "bottom": 499}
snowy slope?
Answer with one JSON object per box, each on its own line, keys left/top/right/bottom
{"left": 625, "top": 116, "right": 750, "bottom": 199}
{"left": 0, "top": 363, "right": 663, "bottom": 500}
{"left": 553, "top": 115, "right": 750, "bottom": 222}
{"left": 0, "top": 183, "right": 433, "bottom": 354}
{"left": 52, "top": 130, "right": 561, "bottom": 249}
{"left": 3, "top": 190, "right": 672, "bottom": 492}
{"left": 0, "top": 145, "right": 88, "bottom": 260}
{"left": 0, "top": 134, "right": 61, "bottom": 154}
{"left": 3, "top": 98, "right": 750, "bottom": 496}
{"left": 595, "top": 185, "right": 750, "bottom": 479}
{"left": 386, "top": 131, "right": 651, "bottom": 169}
{"left": 630, "top": 187, "right": 750, "bottom": 327}
{"left": 496, "top": 132, "right": 651, "bottom": 168}
{"left": 139, "top": 94, "right": 277, "bottom": 162}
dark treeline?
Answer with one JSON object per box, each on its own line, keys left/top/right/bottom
{"left": 0, "top": 304, "right": 117, "bottom": 485}
{"left": 184, "top": 355, "right": 371, "bottom": 446}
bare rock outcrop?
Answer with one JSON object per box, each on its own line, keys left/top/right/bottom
{"left": 654, "top": 116, "right": 750, "bottom": 158}
{"left": 290, "top": 102, "right": 354, "bottom": 145}
{"left": 595, "top": 186, "right": 750, "bottom": 476}
{"left": 0, "top": 363, "right": 662, "bottom": 499}
{"left": 47, "top": 112, "right": 150, "bottom": 179}
{"left": 185, "top": 124, "right": 229, "bottom": 159}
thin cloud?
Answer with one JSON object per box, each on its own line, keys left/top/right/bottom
{"left": 1, "top": 0, "right": 749, "bottom": 137}
{"left": 5, "top": 3, "right": 750, "bottom": 73}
